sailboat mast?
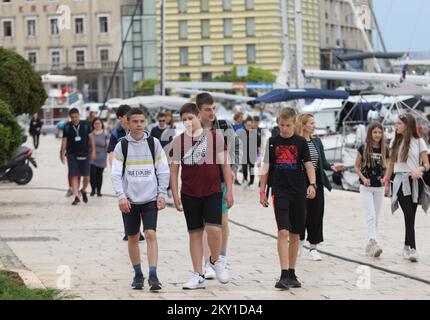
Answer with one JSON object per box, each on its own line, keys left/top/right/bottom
{"left": 280, "top": 0, "right": 291, "bottom": 87}
{"left": 295, "top": 0, "right": 305, "bottom": 88}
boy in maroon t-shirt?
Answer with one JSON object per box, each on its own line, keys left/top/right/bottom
{"left": 169, "top": 103, "right": 234, "bottom": 290}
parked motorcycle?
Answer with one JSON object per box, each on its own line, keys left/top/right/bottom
{"left": 0, "top": 146, "right": 37, "bottom": 185}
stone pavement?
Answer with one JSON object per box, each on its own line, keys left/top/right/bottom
{"left": 0, "top": 135, "right": 429, "bottom": 300}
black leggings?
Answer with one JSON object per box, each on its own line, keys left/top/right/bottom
{"left": 397, "top": 179, "right": 423, "bottom": 250}
{"left": 90, "top": 165, "right": 104, "bottom": 194}
{"left": 242, "top": 164, "right": 255, "bottom": 185}
{"left": 301, "top": 173, "right": 325, "bottom": 244}
{"left": 32, "top": 134, "right": 40, "bottom": 149}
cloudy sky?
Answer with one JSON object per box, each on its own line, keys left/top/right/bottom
{"left": 373, "top": 0, "right": 430, "bottom": 52}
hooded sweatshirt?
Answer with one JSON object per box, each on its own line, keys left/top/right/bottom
{"left": 111, "top": 132, "right": 170, "bottom": 204}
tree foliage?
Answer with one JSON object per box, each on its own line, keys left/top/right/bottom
{"left": 0, "top": 100, "right": 22, "bottom": 165}
{"left": 214, "top": 67, "right": 276, "bottom": 83}
{"left": 0, "top": 47, "right": 47, "bottom": 116}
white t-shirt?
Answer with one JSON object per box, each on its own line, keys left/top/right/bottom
{"left": 393, "top": 138, "right": 428, "bottom": 173}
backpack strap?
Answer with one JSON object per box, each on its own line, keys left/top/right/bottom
{"left": 217, "top": 119, "right": 228, "bottom": 131}
{"left": 121, "top": 139, "right": 128, "bottom": 177}
{"left": 266, "top": 137, "right": 276, "bottom": 197}
{"left": 147, "top": 136, "right": 156, "bottom": 167}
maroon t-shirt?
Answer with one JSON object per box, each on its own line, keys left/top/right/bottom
{"left": 170, "top": 129, "right": 226, "bottom": 197}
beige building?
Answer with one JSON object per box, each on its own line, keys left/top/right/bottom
{"left": 319, "top": 0, "right": 375, "bottom": 72}
{"left": 160, "top": 0, "right": 321, "bottom": 84}
{"left": 0, "top": 0, "right": 133, "bottom": 101}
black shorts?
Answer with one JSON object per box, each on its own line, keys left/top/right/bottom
{"left": 67, "top": 154, "right": 90, "bottom": 177}
{"left": 272, "top": 194, "right": 306, "bottom": 234}
{"left": 181, "top": 193, "right": 222, "bottom": 232}
{"left": 122, "top": 201, "right": 158, "bottom": 235}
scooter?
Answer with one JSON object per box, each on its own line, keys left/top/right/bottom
{"left": 0, "top": 146, "right": 37, "bottom": 185}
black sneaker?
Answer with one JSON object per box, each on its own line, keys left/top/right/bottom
{"left": 72, "top": 197, "right": 80, "bottom": 206}
{"left": 123, "top": 235, "right": 128, "bottom": 241}
{"left": 148, "top": 274, "right": 162, "bottom": 291}
{"left": 90, "top": 190, "right": 95, "bottom": 197}
{"left": 139, "top": 233, "right": 145, "bottom": 241}
{"left": 81, "top": 190, "right": 88, "bottom": 203}
{"left": 131, "top": 274, "right": 144, "bottom": 290}
{"left": 286, "top": 274, "right": 302, "bottom": 288}
{"left": 275, "top": 277, "right": 290, "bottom": 290}
{"left": 97, "top": 193, "right": 102, "bottom": 197}
{"left": 234, "top": 180, "right": 242, "bottom": 186}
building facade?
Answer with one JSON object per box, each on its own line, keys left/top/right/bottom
{"left": 159, "top": 0, "right": 321, "bottom": 85}
{"left": 319, "top": 0, "right": 375, "bottom": 73}
{"left": 0, "top": 0, "right": 127, "bottom": 102}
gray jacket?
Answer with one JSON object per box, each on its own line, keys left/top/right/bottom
{"left": 213, "top": 119, "right": 242, "bottom": 172}
{"left": 111, "top": 132, "right": 170, "bottom": 204}
{"left": 391, "top": 173, "right": 430, "bottom": 214}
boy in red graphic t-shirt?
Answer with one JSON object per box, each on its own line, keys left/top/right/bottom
{"left": 259, "top": 107, "right": 316, "bottom": 290}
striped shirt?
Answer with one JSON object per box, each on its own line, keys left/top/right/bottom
{"left": 307, "top": 140, "right": 319, "bottom": 169}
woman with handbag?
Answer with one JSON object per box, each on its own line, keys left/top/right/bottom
{"left": 383, "top": 113, "right": 430, "bottom": 262}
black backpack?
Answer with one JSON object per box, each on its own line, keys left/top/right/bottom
{"left": 121, "top": 136, "right": 156, "bottom": 177}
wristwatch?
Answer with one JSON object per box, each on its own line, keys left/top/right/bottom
{"left": 310, "top": 183, "right": 317, "bottom": 189}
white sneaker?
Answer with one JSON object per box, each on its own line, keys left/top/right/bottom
{"left": 213, "top": 260, "right": 229, "bottom": 284}
{"left": 298, "top": 240, "right": 304, "bottom": 257}
{"left": 365, "top": 244, "right": 372, "bottom": 256}
{"left": 183, "top": 272, "right": 205, "bottom": 290}
{"left": 219, "top": 255, "right": 228, "bottom": 267}
{"left": 409, "top": 249, "right": 418, "bottom": 262}
{"left": 204, "top": 261, "right": 216, "bottom": 280}
{"left": 309, "top": 249, "right": 322, "bottom": 261}
{"left": 402, "top": 245, "right": 411, "bottom": 260}
{"left": 367, "top": 244, "right": 383, "bottom": 257}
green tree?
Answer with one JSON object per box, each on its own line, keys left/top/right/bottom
{"left": 134, "top": 79, "right": 160, "bottom": 96}
{"left": 214, "top": 66, "right": 276, "bottom": 83}
{"left": 0, "top": 100, "right": 22, "bottom": 165}
{"left": 0, "top": 48, "right": 47, "bottom": 116}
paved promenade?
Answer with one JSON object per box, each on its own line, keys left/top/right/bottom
{"left": 1, "top": 135, "right": 429, "bottom": 300}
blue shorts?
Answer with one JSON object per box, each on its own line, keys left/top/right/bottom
{"left": 67, "top": 154, "right": 90, "bottom": 177}
{"left": 221, "top": 184, "right": 229, "bottom": 214}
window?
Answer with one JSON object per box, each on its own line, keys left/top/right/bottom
{"left": 74, "top": 17, "right": 84, "bottom": 34}
{"left": 178, "top": 0, "right": 187, "bottom": 13}
{"left": 223, "top": 0, "right": 232, "bottom": 11}
{"left": 50, "top": 50, "right": 60, "bottom": 67}
{"left": 200, "top": 0, "right": 209, "bottom": 12}
{"left": 180, "top": 47, "right": 188, "bottom": 65}
{"left": 49, "top": 18, "right": 59, "bottom": 36}
{"left": 223, "top": 19, "right": 232, "bottom": 37}
{"left": 224, "top": 45, "right": 233, "bottom": 64}
{"left": 99, "top": 16, "right": 108, "bottom": 33}
{"left": 247, "top": 44, "right": 256, "bottom": 63}
{"left": 100, "top": 48, "right": 109, "bottom": 62}
{"left": 245, "top": 0, "right": 254, "bottom": 10}
{"left": 76, "top": 50, "right": 85, "bottom": 68}
{"left": 2, "top": 20, "right": 12, "bottom": 37}
{"left": 179, "top": 20, "right": 187, "bottom": 39}
{"left": 28, "top": 51, "right": 37, "bottom": 65}
{"left": 201, "top": 72, "right": 212, "bottom": 81}
{"left": 26, "top": 19, "right": 36, "bottom": 37}
{"left": 201, "top": 20, "right": 210, "bottom": 38}
{"left": 246, "top": 17, "right": 255, "bottom": 36}
{"left": 179, "top": 72, "right": 190, "bottom": 80}
{"left": 202, "top": 46, "right": 211, "bottom": 65}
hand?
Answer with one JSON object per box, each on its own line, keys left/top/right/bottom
{"left": 173, "top": 196, "right": 183, "bottom": 212}
{"left": 385, "top": 183, "right": 391, "bottom": 197}
{"left": 231, "top": 171, "right": 236, "bottom": 183}
{"left": 260, "top": 193, "right": 269, "bottom": 207}
{"left": 256, "top": 161, "right": 261, "bottom": 168}
{"left": 411, "top": 168, "right": 423, "bottom": 180}
{"left": 307, "top": 186, "right": 316, "bottom": 199}
{"left": 60, "top": 154, "right": 66, "bottom": 164}
{"left": 119, "top": 198, "right": 131, "bottom": 214}
{"left": 332, "top": 164, "right": 345, "bottom": 172}
{"left": 224, "top": 190, "right": 234, "bottom": 209}
{"left": 157, "top": 196, "right": 166, "bottom": 210}
{"left": 91, "top": 151, "right": 96, "bottom": 161}
{"left": 380, "top": 178, "right": 386, "bottom": 186}
{"left": 362, "top": 178, "right": 371, "bottom": 187}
